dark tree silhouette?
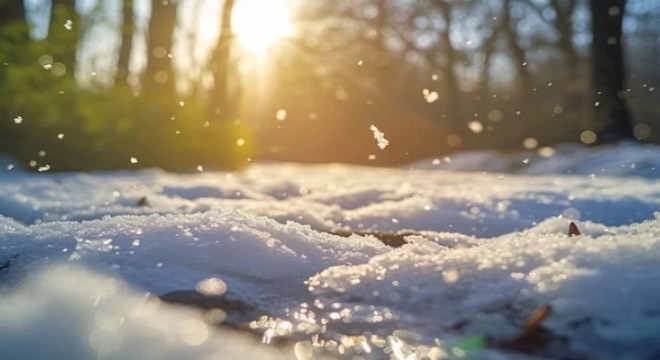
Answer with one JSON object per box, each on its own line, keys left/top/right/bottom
{"left": 207, "top": 0, "right": 237, "bottom": 122}
{"left": 115, "top": 0, "right": 134, "bottom": 85}
{"left": 0, "top": 0, "right": 28, "bottom": 38}
{"left": 48, "top": 0, "right": 79, "bottom": 75}
{"left": 0, "top": 0, "right": 30, "bottom": 154}
{"left": 144, "top": 0, "right": 177, "bottom": 94}
{"left": 503, "top": 0, "right": 532, "bottom": 95}
{"left": 590, "top": 0, "right": 635, "bottom": 142}
{"left": 433, "top": 1, "right": 462, "bottom": 136}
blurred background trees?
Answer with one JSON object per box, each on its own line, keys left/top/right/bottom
{"left": 0, "top": 0, "right": 658, "bottom": 171}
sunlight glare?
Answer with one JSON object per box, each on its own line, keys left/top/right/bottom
{"left": 233, "top": 0, "right": 294, "bottom": 57}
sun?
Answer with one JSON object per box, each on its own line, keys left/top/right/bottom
{"left": 232, "top": 0, "right": 294, "bottom": 58}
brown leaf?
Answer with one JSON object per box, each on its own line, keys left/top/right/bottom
{"left": 137, "top": 196, "right": 149, "bottom": 207}
{"left": 0, "top": 260, "right": 10, "bottom": 272}
{"left": 568, "top": 222, "right": 581, "bottom": 237}
{"left": 500, "top": 305, "right": 554, "bottom": 353}
{"left": 524, "top": 304, "right": 553, "bottom": 331}
{"left": 328, "top": 229, "right": 413, "bottom": 247}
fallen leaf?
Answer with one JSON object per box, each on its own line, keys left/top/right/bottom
{"left": 568, "top": 222, "right": 581, "bottom": 237}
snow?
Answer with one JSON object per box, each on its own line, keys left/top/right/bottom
{"left": 370, "top": 125, "right": 389, "bottom": 150}
{"left": 1, "top": 142, "right": 659, "bottom": 359}
{"left": 0, "top": 265, "right": 289, "bottom": 360}
{"left": 422, "top": 89, "right": 439, "bottom": 103}
{"left": 410, "top": 142, "right": 660, "bottom": 178}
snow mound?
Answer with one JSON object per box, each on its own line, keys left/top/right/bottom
{"left": 307, "top": 215, "right": 660, "bottom": 359}
{"left": 412, "top": 142, "right": 660, "bottom": 178}
{"left": 0, "top": 264, "right": 288, "bottom": 360}
{"left": 1, "top": 162, "right": 658, "bottom": 239}
{"left": 1, "top": 144, "right": 659, "bottom": 358}
{"left": 0, "top": 208, "right": 386, "bottom": 307}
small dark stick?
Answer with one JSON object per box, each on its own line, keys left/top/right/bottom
{"left": 137, "top": 196, "right": 149, "bottom": 207}
{"left": 500, "top": 304, "right": 554, "bottom": 353}
{"left": 0, "top": 260, "right": 10, "bottom": 271}
{"left": 523, "top": 305, "right": 553, "bottom": 333}
{"left": 568, "top": 222, "right": 581, "bottom": 237}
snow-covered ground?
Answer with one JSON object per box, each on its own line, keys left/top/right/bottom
{"left": 0, "top": 143, "right": 659, "bottom": 359}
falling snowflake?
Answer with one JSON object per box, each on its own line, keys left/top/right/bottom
{"left": 276, "top": 109, "right": 287, "bottom": 121}
{"left": 467, "top": 121, "right": 484, "bottom": 133}
{"left": 370, "top": 125, "right": 389, "bottom": 150}
{"left": 14, "top": 116, "right": 23, "bottom": 124}
{"left": 64, "top": 20, "right": 73, "bottom": 30}
{"left": 422, "top": 89, "right": 439, "bottom": 103}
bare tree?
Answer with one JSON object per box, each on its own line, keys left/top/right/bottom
{"left": 48, "top": 0, "right": 80, "bottom": 75}
{"left": 144, "top": 0, "right": 177, "bottom": 94}
{"left": 363, "top": 0, "right": 395, "bottom": 92}
{"left": 590, "top": 0, "right": 634, "bottom": 142}
{"left": 115, "top": 0, "right": 133, "bottom": 85}
{"left": 548, "top": 0, "right": 589, "bottom": 129}
{"left": 207, "top": 0, "right": 237, "bottom": 122}
{"left": 433, "top": 1, "right": 462, "bottom": 135}
{"left": 183, "top": 0, "right": 207, "bottom": 97}
{"left": 0, "top": 0, "right": 30, "bottom": 153}
{"left": 474, "top": 2, "right": 505, "bottom": 114}
{"left": 0, "top": 0, "right": 28, "bottom": 38}
{"left": 503, "top": 0, "right": 532, "bottom": 95}
{"left": 551, "top": 0, "right": 579, "bottom": 75}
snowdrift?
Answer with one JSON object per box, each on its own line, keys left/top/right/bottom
{"left": 1, "top": 143, "right": 659, "bottom": 359}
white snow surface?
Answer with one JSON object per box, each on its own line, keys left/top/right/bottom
{"left": 0, "top": 265, "right": 290, "bottom": 360}
{"left": 1, "top": 143, "right": 660, "bottom": 359}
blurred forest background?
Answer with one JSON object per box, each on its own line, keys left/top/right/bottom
{"left": 0, "top": 0, "right": 659, "bottom": 171}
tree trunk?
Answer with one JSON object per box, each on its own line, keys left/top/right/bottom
{"left": 436, "top": 1, "right": 462, "bottom": 136}
{"left": 551, "top": 0, "right": 586, "bottom": 133}
{"left": 48, "top": 0, "right": 80, "bottom": 77}
{"left": 480, "top": 31, "right": 496, "bottom": 100}
{"left": 143, "top": 0, "right": 177, "bottom": 94}
{"left": 552, "top": 0, "right": 579, "bottom": 73}
{"left": 207, "top": 0, "right": 237, "bottom": 122}
{"left": 0, "top": 0, "right": 30, "bottom": 153}
{"left": 590, "top": 0, "right": 634, "bottom": 142}
{"left": 366, "top": 0, "right": 393, "bottom": 92}
{"left": 0, "top": 0, "right": 28, "bottom": 38}
{"left": 115, "top": 0, "right": 134, "bottom": 85}
{"left": 479, "top": 5, "right": 506, "bottom": 112}
{"left": 503, "top": 0, "right": 532, "bottom": 95}
{"left": 185, "top": 0, "right": 207, "bottom": 97}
